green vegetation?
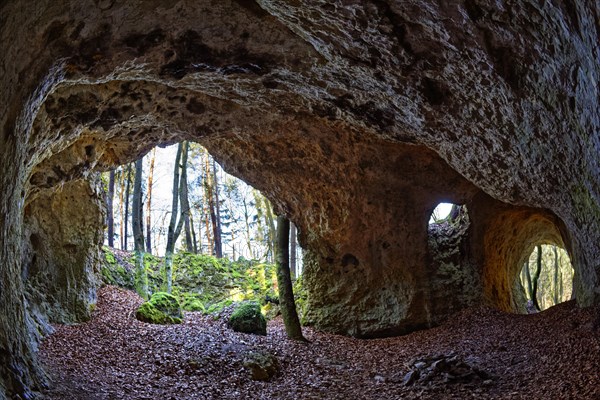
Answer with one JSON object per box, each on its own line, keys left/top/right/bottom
{"left": 101, "top": 248, "right": 134, "bottom": 289}
{"left": 292, "top": 276, "right": 308, "bottom": 323}
{"left": 101, "top": 247, "right": 278, "bottom": 316}
{"left": 519, "top": 244, "right": 574, "bottom": 311}
{"left": 135, "top": 292, "right": 183, "bottom": 324}
{"left": 228, "top": 302, "right": 267, "bottom": 335}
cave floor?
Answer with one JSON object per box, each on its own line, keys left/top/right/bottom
{"left": 40, "top": 286, "right": 599, "bottom": 400}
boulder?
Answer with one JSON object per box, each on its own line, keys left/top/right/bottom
{"left": 228, "top": 302, "right": 267, "bottom": 336}
{"left": 242, "top": 350, "right": 280, "bottom": 381}
{"left": 135, "top": 292, "right": 183, "bottom": 325}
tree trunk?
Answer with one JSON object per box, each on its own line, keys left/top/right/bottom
{"left": 253, "top": 191, "right": 267, "bottom": 260}
{"left": 205, "top": 157, "right": 222, "bottom": 258}
{"left": 118, "top": 167, "right": 125, "bottom": 250}
{"left": 242, "top": 196, "right": 254, "bottom": 259}
{"left": 275, "top": 215, "right": 306, "bottom": 341}
{"left": 558, "top": 252, "right": 564, "bottom": 301}
{"left": 106, "top": 170, "right": 115, "bottom": 247}
{"left": 190, "top": 211, "right": 198, "bottom": 254}
{"left": 552, "top": 245, "right": 559, "bottom": 305}
{"left": 145, "top": 148, "right": 156, "bottom": 254}
{"left": 523, "top": 259, "right": 533, "bottom": 299}
{"left": 132, "top": 158, "right": 148, "bottom": 299}
{"left": 165, "top": 143, "right": 183, "bottom": 293}
{"left": 204, "top": 202, "right": 213, "bottom": 255}
{"left": 290, "top": 222, "right": 297, "bottom": 280}
{"left": 264, "top": 199, "right": 276, "bottom": 263}
{"left": 212, "top": 160, "right": 223, "bottom": 258}
{"left": 531, "top": 245, "right": 543, "bottom": 311}
{"left": 123, "top": 164, "right": 132, "bottom": 251}
{"left": 179, "top": 142, "right": 193, "bottom": 252}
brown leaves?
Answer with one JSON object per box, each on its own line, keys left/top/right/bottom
{"left": 40, "top": 286, "right": 600, "bottom": 399}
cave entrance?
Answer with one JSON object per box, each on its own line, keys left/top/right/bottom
{"left": 102, "top": 142, "right": 292, "bottom": 263}
{"left": 99, "top": 141, "right": 304, "bottom": 312}
{"left": 519, "top": 244, "right": 574, "bottom": 313}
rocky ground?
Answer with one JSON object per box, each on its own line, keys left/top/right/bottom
{"left": 40, "top": 286, "right": 599, "bottom": 400}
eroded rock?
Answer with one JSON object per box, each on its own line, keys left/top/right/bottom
{"left": 242, "top": 350, "right": 280, "bottom": 381}
{"left": 0, "top": 0, "right": 599, "bottom": 397}
{"left": 401, "top": 354, "right": 493, "bottom": 387}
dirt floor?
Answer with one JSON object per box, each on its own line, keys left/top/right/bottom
{"left": 39, "top": 286, "right": 600, "bottom": 399}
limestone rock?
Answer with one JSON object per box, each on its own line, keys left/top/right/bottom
{"left": 228, "top": 302, "right": 267, "bottom": 336}
{"left": 135, "top": 292, "right": 183, "bottom": 325}
{"left": 242, "top": 350, "right": 280, "bottom": 381}
{"left": 402, "top": 354, "right": 492, "bottom": 387}
{"left": 0, "top": 0, "right": 599, "bottom": 397}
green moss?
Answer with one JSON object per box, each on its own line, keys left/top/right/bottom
{"left": 178, "top": 292, "right": 207, "bottom": 312}
{"left": 104, "top": 248, "right": 117, "bottom": 265}
{"left": 228, "top": 302, "right": 267, "bottom": 335}
{"left": 101, "top": 248, "right": 279, "bottom": 317}
{"left": 292, "top": 276, "right": 308, "bottom": 324}
{"left": 100, "top": 248, "right": 134, "bottom": 289}
{"left": 135, "top": 292, "right": 183, "bottom": 324}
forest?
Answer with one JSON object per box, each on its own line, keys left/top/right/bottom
{"left": 102, "top": 141, "right": 300, "bottom": 267}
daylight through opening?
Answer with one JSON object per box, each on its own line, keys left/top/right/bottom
{"left": 428, "top": 202, "right": 467, "bottom": 225}
{"left": 101, "top": 141, "right": 303, "bottom": 314}
{"left": 519, "top": 244, "right": 574, "bottom": 313}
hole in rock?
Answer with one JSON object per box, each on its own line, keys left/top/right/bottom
{"left": 428, "top": 202, "right": 467, "bottom": 225}
{"left": 518, "top": 244, "right": 574, "bottom": 313}
{"left": 100, "top": 141, "right": 303, "bottom": 311}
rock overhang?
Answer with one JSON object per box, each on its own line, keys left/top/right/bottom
{"left": 1, "top": 0, "right": 599, "bottom": 397}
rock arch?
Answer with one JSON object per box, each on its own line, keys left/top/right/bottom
{"left": 1, "top": 0, "right": 599, "bottom": 397}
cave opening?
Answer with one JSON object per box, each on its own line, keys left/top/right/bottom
{"left": 1, "top": 0, "right": 599, "bottom": 398}
{"left": 428, "top": 202, "right": 468, "bottom": 225}
{"left": 96, "top": 140, "right": 307, "bottom": 315}
{"left": 101, "top": 141, "right": 304, "bottom": 264}
{"left": 518, "top": 244, "right": 574, "bottom": 313}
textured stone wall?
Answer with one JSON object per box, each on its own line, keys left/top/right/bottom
{"left": 23, "top": 178, "right": 103, "bottom": 326}
{"left": 1, "top": 0, "right": 599, "bottom": 397}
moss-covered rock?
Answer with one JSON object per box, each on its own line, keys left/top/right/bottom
{"left": 135, "top": 292, "right": 183, "bottom": 324}
{"left": 100, "top": 247, "right": 135, "bottom": 289}
{"left": 228, "top": 302, "right": 267, "bottom": 335}
{"left": 292, "top": 276, "right": 308, "bottom": 324}
{"left": 100, "top": 248, "right": 279, "bottom": 316}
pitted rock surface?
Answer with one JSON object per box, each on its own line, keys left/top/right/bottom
{"left": 0, "top": 1, "right": 599, "bottom": 397}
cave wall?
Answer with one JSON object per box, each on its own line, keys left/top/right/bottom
{"left": 23, "top": 178, "right": 104, "bottom": 326}
{"left": 1, "top": 0, "right": 599, "bottom": 397}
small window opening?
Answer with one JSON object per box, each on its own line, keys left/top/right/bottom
{"left": 429, "top": 202, "right": 467, "bottom": 225}
{"left": 519, "top": 244, "right": 574, "bottom": 313}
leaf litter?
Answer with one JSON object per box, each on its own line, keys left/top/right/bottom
{"left": 40, "top": 286, "right": 600, "bottom": 399}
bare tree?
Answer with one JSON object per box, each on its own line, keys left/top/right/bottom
{"left": 145, "top": 148, "right": 156, "bottom": 254}
{"left": 531, "top": 245, "right": 543, "bottom": 311}
{"left": 106, "top": 170, "right": 115, "bottom": 247}
{"left": 290, "top": 222, "right": 297, "bottom": 280}
{"left": 205, "top": 156, "right": 223, "bottom": 258}
{"left": 132, "top": 158, "right": 148, "bottom": 299}
{"left": 165, "top": 143, "right": 183, "bottom": 293}
{"left": 275, "top": 215, "right": 306, "bottom": 341}
{"left": 180, "top": 142, "right": 193, "bottom": 252}
{"left": 123, "top": 164, "right": 132, "bottom": 251}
